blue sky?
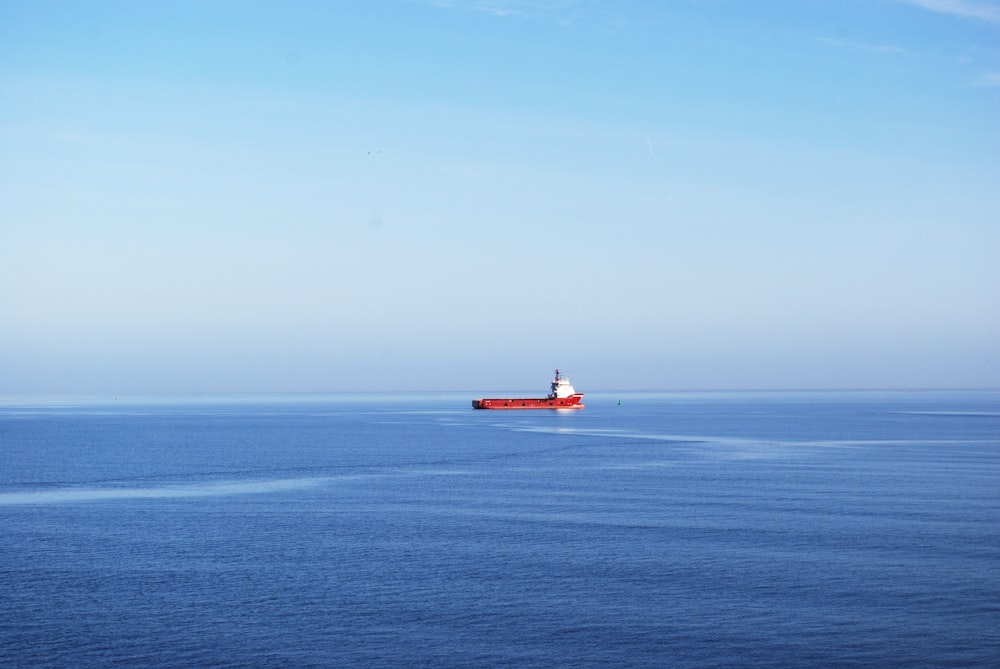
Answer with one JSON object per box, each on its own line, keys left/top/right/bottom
{"left": 2, "top": 0, "right": 998, "bottom": 393}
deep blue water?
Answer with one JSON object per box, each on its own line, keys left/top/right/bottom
{"left": 2, "top": 390, "right": 998, "bottom": 668}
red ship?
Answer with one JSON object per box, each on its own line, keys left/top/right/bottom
{"left": 472, "top": 370, "right": 585, "bottom": 410}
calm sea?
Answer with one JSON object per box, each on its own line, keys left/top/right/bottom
{"left": 1, "top": 390, "right": 998, "bottom": 668}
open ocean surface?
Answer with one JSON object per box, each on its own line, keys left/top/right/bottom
{"left": 1, "top": 390, "right": 998, "bottom": 668}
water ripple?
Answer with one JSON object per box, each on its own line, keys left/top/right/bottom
{"left": 0, "top": 477, "right": 330, "bottom": 506}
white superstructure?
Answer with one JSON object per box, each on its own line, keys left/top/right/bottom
{"left": 548, "top": 370, "right": 577, "bottom": 399}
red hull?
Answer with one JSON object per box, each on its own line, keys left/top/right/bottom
{"left": 472, "top": 394, "right": 584, "bottom": 410}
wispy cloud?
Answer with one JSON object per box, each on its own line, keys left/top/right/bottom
{"left": 898, "top": 0, "right": 1000, "bottom": 24}
{"left": 430, "top": 0, "right": 566, "bottom": 19}
{"left": 429, "top": 0, "right": 609, "bottom": 27}
{"left": 971, "top": 71, "right": 1000, "bottom": 86}
{"left": 430, "top": 0, "right": 520, "bottom": 17}
{"left": 469, "top": 1, "right": 524, "bottom": 17}
{"left": 645, "top": 136, "right": 658, "bottom": 161}
{"left": 816, "top": 37, "right": 909, "bottom": 55}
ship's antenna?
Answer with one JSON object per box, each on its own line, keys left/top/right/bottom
{"left": 555, "top": 369, "right": 560, "bottom": 380}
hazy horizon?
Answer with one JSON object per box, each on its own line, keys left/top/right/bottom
{"left": 3, "top": 1, "right": 998, "bottom": 394}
